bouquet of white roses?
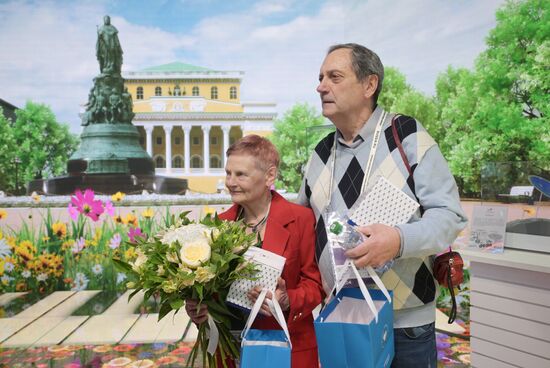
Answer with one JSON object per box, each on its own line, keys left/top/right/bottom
{"left": 114, "top": 212, "right": 257, "bottom": 367}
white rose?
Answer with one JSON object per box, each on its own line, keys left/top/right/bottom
{"left": 179, "top": 239, "right": 211, "bottom": 268}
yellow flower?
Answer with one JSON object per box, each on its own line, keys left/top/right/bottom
{"left": 131, "top": 249, "right": 147, "bottom": 271}
{"left": 202, "top": 206, "right": 216, "bottom": 216}
{"left": 113, "top": 215, "right": 123, "bottom": 224}
{"left": 0, "top": 209, "right": 7, "bottom": 220}
{"left": 61, "top": 240, "right": 74, "bottom": 251}
{"left": 195, "top": 266, "right": 215, "bottom": 283}
{"left": 162, "top": 279, "right": 178, "bottom": 293}
{"left": 179, "top": 239, "right": 211, "bottom": 268}
{"left": 31, "top": 192, "right": 41, "bottom": 203}
{"left": 125, "top": 213, "right": 138, "bottom": 227}
{"left": 124, "top": 248, "right": 137, "bottom": 261}
{"left": 52, "top": 222, "right": 67, "bottom": 238}
{"left": 522, "top": 206, "right": 536, "bottom": 217}
{"left": 141, "top": 208, "right": 154, "bottom": 218}
{"left": 111, "top": 192, "right": 125, "bottom": 202}
{"left": 42, "top": 236, "right": 50, "bottom": 242}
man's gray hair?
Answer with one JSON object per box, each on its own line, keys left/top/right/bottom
{"left": 328, "top": 43, "right": 384, "bottom": 104}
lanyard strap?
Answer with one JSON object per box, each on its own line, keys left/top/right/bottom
{"left": 327, "top": 110, "right": 388, "bottom": 207}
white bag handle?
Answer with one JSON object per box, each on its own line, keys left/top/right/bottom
{"left": 329, "top": 262, "right": 392, "bottom": 323}
{"left": 241, "top": 288, "right": 292, "bottom": 348}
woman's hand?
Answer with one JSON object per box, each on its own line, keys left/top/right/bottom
{"left": 185, "top": 299, "right": 209, "bottom": 324}
{"left": 247, "top": 278, "right": 290, "bottom": 317}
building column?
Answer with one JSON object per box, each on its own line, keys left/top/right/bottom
{"left": 202, "top": 125, "right": 211, "bottom": 173}
{"left": 165, "top": 125, "right": 173, "bottom": 173}
{"left": 222, "top": 125, "right": 231, "bottom": 166}
{"left": 183, "top": 125, "right": 191, "bottom": 174}
{"left": 144, "top": 126, "right": 154, "bottom": 157}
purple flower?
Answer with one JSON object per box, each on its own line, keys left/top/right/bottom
{"left": 128, "top": 227, "right": 145, "bottom": 243}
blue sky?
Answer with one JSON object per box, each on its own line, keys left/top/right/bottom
{"left": 0, "top": 0, "right": 506, "bottom": 133}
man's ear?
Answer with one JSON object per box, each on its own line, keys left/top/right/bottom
{"left": 363, "top": 74, "right": 379, "bottom": 100}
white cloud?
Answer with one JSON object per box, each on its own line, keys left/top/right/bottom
{"left": 0, "top": 0, "right": 506, "bottom": 133}
{"left": 187, "top": 0, "right": 506, "bottom": 115}
{"left": 0, "top": 1, "right": 193, "bottom": 131}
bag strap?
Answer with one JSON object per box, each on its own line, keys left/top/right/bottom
{"left": 392, "top": 114, "right": 458, "bottom": 324}
{"left": 241, "top": 289, "right": 292, "bottom": 348}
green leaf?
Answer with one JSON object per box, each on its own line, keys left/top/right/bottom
{"left": 170, "top": 298, "right": 184, "bottom": 310}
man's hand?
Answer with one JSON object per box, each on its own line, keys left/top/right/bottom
{"left": 345, "top": 224, "right": 401, "bottom": 268}
{"left": 185, "top": 299, "right": 209, "bottom": 325}
{"left": 247, "top": 278, "right": 290, "bottom": 317}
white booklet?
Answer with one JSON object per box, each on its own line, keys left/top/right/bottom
{"left": 226, "top": 246, "right": 286, "bottom": 311}
{"left": 330, "top": 176, "right": 419, "bottom": 287}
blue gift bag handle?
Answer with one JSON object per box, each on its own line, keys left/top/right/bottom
{"left": 241, "top": 288, "right": 292, "bottom": 348}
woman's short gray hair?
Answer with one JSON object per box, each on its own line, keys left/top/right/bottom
{"left": 328, "top": 43, "right": 384, "bottom": 104}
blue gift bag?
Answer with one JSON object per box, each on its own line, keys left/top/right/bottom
{"left": 240, "top": 289, "right": 291, "bottom": 368}
{"left": 315, "top": 264, "right": 394, "bottom": 368}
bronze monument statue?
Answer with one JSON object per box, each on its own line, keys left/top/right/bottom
{"left": 27, "top": 16, "right": 187, "bottom": 195}
{"left": 96, "top": 15, "right": 123, "bottom": 75}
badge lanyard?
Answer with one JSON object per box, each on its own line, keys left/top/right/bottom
{"left": 325, "top": 110, "right": 388, "bottom": 212}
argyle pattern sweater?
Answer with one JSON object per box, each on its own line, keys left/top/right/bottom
{"left": 298, "top": 107, "right": 467, "bottom": 320}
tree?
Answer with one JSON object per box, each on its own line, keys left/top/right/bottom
{"left": 270, "top": 103, "right": 328, "bottom": 192}
{"left": 0, "top": 102, "right": 79, "bottom": 193}
{"left": 378, "top": 67, "right": 440, "bottom": 141}
{"left": 434, "top": 0, "right": 550, "bottom": 195}
{"left": 0, "top": 109, "right": 17, "bottom": 193}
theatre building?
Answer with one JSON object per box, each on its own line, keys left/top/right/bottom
{"left": 123, "top": 62, "right": 276, "bottom": 193}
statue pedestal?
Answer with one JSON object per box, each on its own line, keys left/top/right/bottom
{"left": 27, "top": 173, "right": 187, "bottom": 195}
{"left": 68, "top": 124, "right": 154, "bottom": 175}
{"left": 28, "top": 124, "right": 187, "bottom": 195}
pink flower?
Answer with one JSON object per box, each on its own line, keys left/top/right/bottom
{"left": 128, "top": 227, "right": 145, "bottom": 243}
{"left": 71, "top": 189, "right": 104, "bottom": 221}
{"left": 67, "top": 203, "right": 79, "bottom": 221}
{"left": 103, "top": 200, "right": 115, "bottom": 217}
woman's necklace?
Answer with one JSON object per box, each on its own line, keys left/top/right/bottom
{"left": 241, "top": 194, "right": 272, "bottom": 234}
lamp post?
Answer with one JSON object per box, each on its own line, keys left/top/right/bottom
{"left": 14, "top": 157, "right": 21, "bottom": 195}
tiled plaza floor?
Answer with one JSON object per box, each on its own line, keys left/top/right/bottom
{"left": 0, "top": 333, "right": 470, "bottom": 367}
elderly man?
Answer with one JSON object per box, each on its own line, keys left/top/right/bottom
{"left": 298, "top": 43, "right": 467, "bottom": 367}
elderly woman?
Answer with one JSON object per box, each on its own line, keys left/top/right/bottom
{"left": 185, "top": 134, "right": 323, "bottom": 368}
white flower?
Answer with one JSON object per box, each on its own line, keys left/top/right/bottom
{"left": 22, "top": 270, "right": 31, "bottom": 278}
{"left": 116, "top": 272, "right": 126, "bottom": 284}
{"left": 131, "top": 248, "right": 148, "bottom": 271}
{"left": 37, "top": 273, "right": 48, "bottom": 282}
{"left": 157, "top": 265, "right": 165, "bottom": 276}
{"left": 92, "top": 264, "right": 103, "bottom": 275}
{"left": 166, "top": 251, "right": 179, "bottom": 264}
{"left": 160, "top": 224, "right": 211, "bottom": 246}
{"left": 72, "top": 272, "right": 89, "bottom": 291}
{"left": 180, "top": 239, "right": 211, "bottom": 268}
{"left": 109, "top": 234, "right": 122, "bottom": 250}
{"left": 0, "top": 238, "right": 11, "bottom": 260}
{"left": 1, "top": 275, "right": 13, "bottom": 284}
{"left": 72, "top": 237, "right": 86, "bottom": 254}
{"left": 4, "top": 261, "right": 14, "bottom": 273}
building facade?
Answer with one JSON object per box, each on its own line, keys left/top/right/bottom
{"left": 0, "top": 98, "right": 18, "bottom": 122}
{"left": 123, "top": 62, "right": 276, "bottom": 193}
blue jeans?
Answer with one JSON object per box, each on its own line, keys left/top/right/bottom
{"left": 391, "top": 322, "right": 437, "bottom": 368}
